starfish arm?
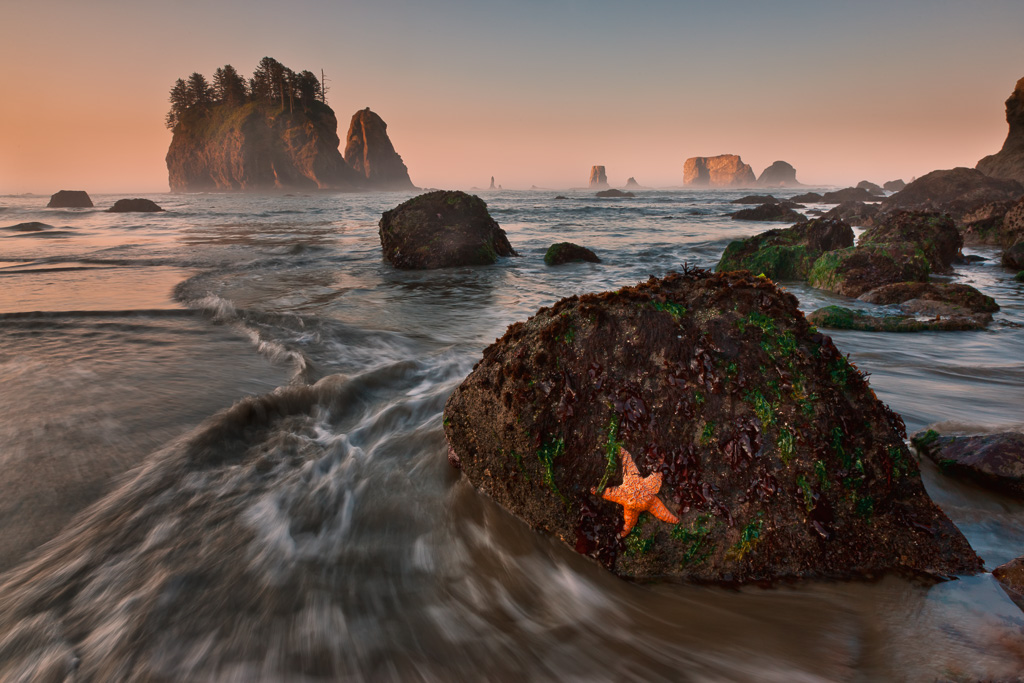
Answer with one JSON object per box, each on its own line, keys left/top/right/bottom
{"left": 601, "top": 486, "right": 629, "bottom": 506}
{"left": 646, "top": 496, "right": 679, "bottom": 525}
{"left": 620, "top": 507, "right": 639, "bottom": 537}
{"left": 620, "top": 446, "right": 641, "bottom": 479}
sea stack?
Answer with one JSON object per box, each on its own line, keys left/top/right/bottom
{"left": 589, "top": 166, "right": 609, "bottom": 189}
{"left": 757, "top": 161, "right": 800, "bottom": 188}
{"left": 683, "top": 155, "right": 756, "bottom": 187}
{"left": 344, "top": 108, "right": 416, "bottom": 190}
{"left": 977, "top": 76, "right": 1024, "bottom": 185}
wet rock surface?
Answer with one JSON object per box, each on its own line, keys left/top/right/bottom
{"left": 859, "top": 211, "right": 962, "bottom": 274}
{"left": 730, "top": 203, "right": 805, "bottom": 223}
{"left": 807, "top": 243, "right": 931, "bottom": 298}
{"left": 596, "top": 189, "right": 635, "bottom": 198}
{"left": 807, "top": 306, "right": 991, "bottom": 333}
{"left": 717, "top": 218, "right": 853, "bottom": 282}
{"left": 443, "top": 269, "right": 982, "bottom": 582}
{"left": 378, "top": 190, "right": 517, "bottom": 269}
{"left": 108, "top": 198, "right": 164, "bottom": 213}
{"left": 858, "top": 282, "right": 998, "bottom": 315}
{"left": 912, "top": 431, "right": 1024, "bottom": 500}
{"left": 993, "top": 556, "right": 1024, "bottom": 610}
{"left": 1001, "top": 242, "right": 1024, "bottom": 270}
{"left": 47, "top": 190, "right": 92, "bottom": 208}
{"left": 544, "top": 242, "right": 601, "bottom": 266}
{"left": 822, "top": 201, "right": 880, "bottom": 227}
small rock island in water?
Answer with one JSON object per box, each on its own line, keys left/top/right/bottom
{"left": 165, "top": 57, "right": 414, "bottom": 192}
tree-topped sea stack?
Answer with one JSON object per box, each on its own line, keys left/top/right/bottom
{"left": 379, "top": 190, "right": 517, "bottom": 269}
{"left": 443, "top": 269, "right": 981, "bottom": 582}
{"left": 164, "top": 58, "right": 413, "bottom": 192}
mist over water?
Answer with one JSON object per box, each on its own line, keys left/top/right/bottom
{"left": 1, "top": 190, "right": 1023, "bottom": 681}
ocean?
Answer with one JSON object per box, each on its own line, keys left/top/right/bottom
{"left": 1, "top": 189, "right": 1023, "bottom": 681}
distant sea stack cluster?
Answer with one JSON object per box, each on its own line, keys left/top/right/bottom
{"left": 164, "top": 57, "right": 414, "bottom": 192}
{"left": 683, "top": 155, "right": 800, "bottom": 188}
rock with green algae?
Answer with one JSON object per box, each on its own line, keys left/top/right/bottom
{"left": 544, "top": 242, "right": 600, "bottom": 266}
{"left": 716, "top": 218, "right": 853, "bottom": 281}
{"left": 859, "top": 211, "right": 963, "bottom": 274}
{"left": 807, "top": 243, "right": 931, "bottom": 298}
{"left": 806, "top": 305, "right": 990, "bottom": 332}
{"left": 911, "top": 430, "right": 1024, "bottom": 499}
{"left": 378, "top": 190, "right": 517, "bottom": 269}
{"left": 1016, "top": 271, "right": 1024, "bottom": 282}
{"left": 443, "top": 269, "right": 981, "bottom": 583}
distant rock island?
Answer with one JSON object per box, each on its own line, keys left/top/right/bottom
{"left": 165, "top": 58, "right": 414, "bottom": 192}
{"left": 683, "top": 155, "right": 756, "bottom": 187}
{"left": 977, "top": 75, "right": 1024, "bottom": 185}
{"left": 757, "top": 161, "right": 800, "bottom": 187}
{"left": 589, "top": 166, "right": 609, "bottom": 189}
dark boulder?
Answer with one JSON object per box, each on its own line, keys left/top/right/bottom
{"left": 791, "top": 192, "right": 824, "bottom": 203}
{"left": 108, "top": 198, "right": 164, "bottom": 213}
{"left": 807, "top": 244, "right": 931, "bottom": 298}
{"left": 859, "top": 211, "right": 962, "bottom": 274}
{"left": 717, "top": 218, "right": 853, "bottom": 281}
{"left": 731, "top": 195, "right": 778, "bottom": 205}
{"left": 883, "top": 168, "right": 1023, "bottom": 218}
{"left": 378, "top": 190, "right": 517, "bottom": 269}
{"left": 912, "top": 431, "right": 1024, "bottom": 500}
{"left": 47, "top": 190, "right": 92, "bottom": 208}
{"left": 822, "top": 187, "right": 881, "bottom": 204}
{"left": 544, "top": 242, "right": 601, "bottom": 266}
{"left": 822, "top": 201, "right": 880, "bottom": 227}
{"left": 730, "top": 203, "right": 804, "bottom": 222}
{"left": 595, "top": 189, "right": 635, "bottom": 198}
{"left": 857, "top": 181, "right": 885, "bottom": 196}
{"left": 993, "top": 556, "right": 1024, "bottom": 611}
{"left": 443, "top": 269, "right": 981, "bottom": 582}
{"left": 1002, "top": 242, "right": 1024, "bottom": 270}
{"left": 883, "top": 179, "right": 906, "bottom": 192}
{"left": 858, "top": 282, "right": 998, "bottom": 316}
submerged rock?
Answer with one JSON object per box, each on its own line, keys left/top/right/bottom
{"left": 717, "top": 218, "right": 853, "bottom": 281}
{"left": 757, "top": 161, "right": 800, "bottom": 188}
{"left": 683, "top": 155, "right": 756, "bottom": 187}
{"left": 912, "top": 431, "right": 1024, "bottom": 499}
{"left": 807, "top": 244, "right": 931, "bottom": 298}
{"left": 378, "top": 190, "right": 517, "bottom": 269}
{"left": 596, "top": 189, "right": 634, "bottom": 198}
{"left": 443, "top": 269, "right": 981, "bottom": 582}
{"left": 807, "top": 306, "right": 990, "bottom": 333}
{"left": 3, "top": 222, "right": 52, "bottom": 232}
{"left": 544, "top": 242, "right": 600, "bottom": 266}
{"left": 977, "top": 76, "right": 1024, "bottom": 185}
{"left": 730, "top": 203, "right": 804, "bottom": 223}
{"left": 109, "top": 198, "right": 164, "bottom": 213}
{"left": 47, "top": 190, "right": 92, "bottom": 208}
{"left": 883, "top": 168, "right": 1023, "bottom": 219}
{"left": 859, "top": 211, "right": 962, "bottom": 274}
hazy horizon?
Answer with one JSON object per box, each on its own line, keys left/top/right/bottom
{"left": 3, "top": 0, "right": 1023, "bottom": 195}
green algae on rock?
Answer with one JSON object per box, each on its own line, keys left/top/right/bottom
{"left": 859, "top": 211, "right": 963, "bottom": 274}
{"left": 807, "top": 305, "right": 990, "bottom": 333}
{"left": 717, "top": 218, "right": 853, "bottom": 282}
{"left": 807, "top": 243, "right": 931, "bottom": 298}
{"left": 443, "top": 269, "right": 981, "bottom": 583}
{"left": 378, "top": 190, "right": 517, "bottom": 269}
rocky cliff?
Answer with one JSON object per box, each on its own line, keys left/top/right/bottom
{"left": 977, "top": 76, "right": 1024, "bottom": 185}
{"left": 343, "top": 108, "right": 415, "bottom": 190}
{"left": 757, "top": 161, "right": 800, "bottom": 187}
{"left": 166, "top": 101, "right": 367, "bottom": 192}
{"left": 683, "top": 155, "right": 756, "bottom": 187}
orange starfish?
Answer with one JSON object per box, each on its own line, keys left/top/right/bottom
{"left": 592, "top": 446, "right": 679, "bottom": 537}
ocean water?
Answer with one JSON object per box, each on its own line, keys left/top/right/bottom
{"left": 1, "top": 189, "right": 1023, "bottom": 681}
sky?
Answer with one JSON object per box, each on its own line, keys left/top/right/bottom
{"left": 2, "top": 0, "right": 1023, "bottom": 193}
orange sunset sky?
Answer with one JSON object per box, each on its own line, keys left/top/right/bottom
{"left": 2, "top": 0, "right": 1023, "bottom": 194}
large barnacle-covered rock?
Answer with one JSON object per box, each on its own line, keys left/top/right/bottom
{"left": 443, "top": 269, "right": 981, "bottom": 582}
